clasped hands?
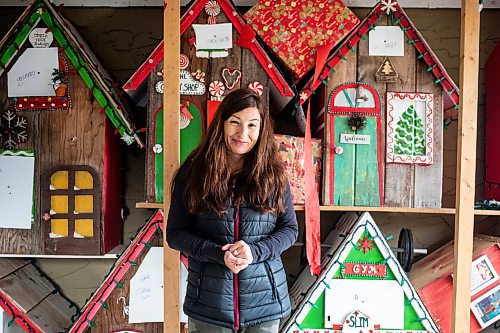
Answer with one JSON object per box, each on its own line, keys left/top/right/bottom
{"left": 222, "top": 240, "right": 253, "bottom": 274}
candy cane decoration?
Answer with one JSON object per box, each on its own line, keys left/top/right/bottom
{"left": 209, "top": 81, "right": 225, "bottom": 98}
{"left": 204, "top": 0, "right": 221, "bottom": 17}
{"left": 207, "top": 16, "right": 218, "bottom": 24}
{"left": 179, "top": 54, "right": 189, "bottom": 69}
{"left": 248, "top": 82, "right": 264, "bottom": 96}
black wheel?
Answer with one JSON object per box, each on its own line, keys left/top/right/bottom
{"left": 397, "top": 228, "right": 414, "bottom": 272}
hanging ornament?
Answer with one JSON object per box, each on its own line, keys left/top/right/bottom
{"left": 380, "top": 0, "right": 398, "bottom": 15}
{"left": 248, "top": 81, "right": 264, "bottom": 96}
{"left": 179, "top": 54, "right": 189, "bottom": 70}
{"left": 153, "top": 144, "right": 163, "bottom": 154}
{"left": 155, "top": 81, "right": 164, "bottom": 94}
{"left": 348, "top": 114, "right": 367, "bottom": 131}
{"left": 0, "top": 110, "right": 28, "bottom": 149}
{"left": 209, "top": 81, "right": 225, "bottom": 98}
{"left": 221, "top": 67, "right": 242, "bottom": 90}
{"left": 375, "top": 57, "right": 398, "bottom": 83}
{"left": 204, "top": 0, "right": 221, "bottom": 16}
{"left": 120, "top": 132, "right": 135, "bottom": 145}
{"left": 207, "top": 16, "right": 218, "bottom": 24}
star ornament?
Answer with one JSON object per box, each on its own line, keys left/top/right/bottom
{"left": 299, "top": 91, "right": 309, "bottom": 101}
{"left": 381, "top": 0, "right": 398, "bottom": 15}
{"left": 357, "top": 235, "right": 374, "bottom": 254}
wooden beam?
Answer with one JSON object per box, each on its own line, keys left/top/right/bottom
{"left": 452, "top": 0, "right": 480, "bottom": 332}
{"left": 163, "top": 0, "right": 180, "bottom": 332}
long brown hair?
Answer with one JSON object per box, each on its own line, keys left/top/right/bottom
{"left": 173, "top": 88, "right": 287, "bottom": 215}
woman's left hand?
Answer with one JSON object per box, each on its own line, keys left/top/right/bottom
{"left": 222, "top": 240, "right": 254, "bottom": 264}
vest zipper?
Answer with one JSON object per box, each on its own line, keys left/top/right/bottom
{"left": 233, "top": 205, "right": 240, "bottom": 331}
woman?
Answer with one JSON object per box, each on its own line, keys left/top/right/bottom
{"left": 166, "top": 88, "right": 298, "bottom": 332}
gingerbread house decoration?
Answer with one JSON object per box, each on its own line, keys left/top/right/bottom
{"left": 296, "top": 0, "right": 459, "bottom": 208}
{"left": 69, "top": 210, "right": 172, "bottom": 333}
{"left": 0, "top": 0, "right": 143, "bottom": 256}
{"left": 123, "top": 0, "right": 294, "bottom": 203}
{"left": 281, "top": 212, "right": 439, "bottom": 333}
{"left": 409, "top": 235, "right": 500, "bottom": 332}
{"left": 0, "top": 258, "right": 77, "bottom": 333}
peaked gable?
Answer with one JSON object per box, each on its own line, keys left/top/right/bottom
{"left": 123, "top": 0, "right": 293, "bottom": 98}
{"left": 297, "top": 0, "right": 459, "bottom": 118}
{"left": 282, "top": 212, "right": 439, "bottom": 333}
{"left": 0, "top": 0, "right": 143, "bottom": 147}
{"left": 69, "top": 210, "right": 163, "bottom": 333}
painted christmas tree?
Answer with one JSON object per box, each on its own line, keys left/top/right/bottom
{"left": 394, "top": 104, "right": 425, "bottom": 156}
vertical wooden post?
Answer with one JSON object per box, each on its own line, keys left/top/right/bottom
{"left": 163, "top": 0, "right": 180, "bottom": 332}
{"left": 452, "top": 0, "right": 480, "bottom": 331}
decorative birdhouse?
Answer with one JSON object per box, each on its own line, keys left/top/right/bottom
{"left": 297, "top": 0, "right": 459, "bottom": 208}
{"left": 0, "top": 0, "right": 143, "bottom": 255}
{"left": 123, "top": 0, "right": 294, "bottom": 204}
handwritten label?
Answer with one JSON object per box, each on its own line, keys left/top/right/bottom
{"left": 29, "top": 28, "right": 53, "bottom": 48}
{"left": 369, "top": 26, "right": 404, "bottom": 56}
{"left": 180, "top": 70, "right": 206, "bottom": 95}
{"left": 340, "top": 134, "right": 370, "bottom": 145}
{"left": 192, "top": 23, "right": 233, "bottom": 50}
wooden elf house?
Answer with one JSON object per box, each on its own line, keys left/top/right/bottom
{"left": 69, "top": 210, "right": 166, "bottom": 333}
{"left": 281, "top": 212, "right": 439, "bottom": 333}
{"left": 296, "top": 0, "right": 459, "bottom": 208}
{"left": 123, "top": 0, "right": 294, "bottom": 203}
{"left": 0, "top": 0, "right": 143, "bottom": 255}
{"left": 0, "top": 258, "right": 78, "bottom": 333}
{"left": 409, "top": 235, "right": 500, "bottom": 333}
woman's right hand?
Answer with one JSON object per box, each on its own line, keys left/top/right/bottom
{"left": 223, "top": 246, "right": 250, "bottom": 274}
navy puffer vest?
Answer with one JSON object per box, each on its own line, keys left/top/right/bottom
{"left": 184, "top": 205, "right": 291, "bottom": 329}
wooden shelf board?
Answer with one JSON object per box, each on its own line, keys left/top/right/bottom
{"left": 0, "top": 244, "right": 126, "bottom": 259}
{"left": 293, "top": 206, "right": 500, "bottom": 216}
{"left": 136, "top": 202, "right": 163, "bottom": 209}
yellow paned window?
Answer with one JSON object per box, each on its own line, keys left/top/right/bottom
{"left": 51, "top": 195, "right": 68, "bottom": 214}
{"left": 75, "top": 195, "right": 93, "bottom": 213}
{"left": 75, "top": 171, "right": 93, "bottom": 189}
{"left": 51, "top": 171, "right": 68, "bottom": 190}
{"left": 51, "top": 219, "right": 68, "bottom": 237}
{"left": 75, "top": 219, "right": 94, "bottom": 237}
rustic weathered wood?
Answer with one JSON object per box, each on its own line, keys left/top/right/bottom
{"left": 452, "top": 0, "right": 481, "bottom": 331}
{"left": 163, "top": 0, "right": 181, "bottom": 332}
{"left": 0, "top": 264, "right": 55, "bottom": 313}
{"left": 27, "top": 293, "right": 77, "bottom": 333}
{"left": 414, "top": 60, "right": 443, "bottom": 208}
{"left": 0, "top": 258, "right": 29, "bottom": 279}
{"left": 322, "top": 45, "right": 357, "bottom": 205}
{"left": 383, "top": 17, "right": 416, "bottom": 207}
{"left": 92, "top": 234, "right": 163, "bottom": 332}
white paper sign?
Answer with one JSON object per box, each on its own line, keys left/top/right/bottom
{"left": 129, "top": 247, "right": 164, "bottom": 323}
{"left": 192, "top": 23, "right": 233, "bottom": 50}
{"left": 369, "top": 26, "right": 404, "bottom": 56}
{"left": 180, "top": 70, "right": 206, "bottom": 95}
{"left": 324, "top": 279, "right": 404, "bottom": 329}
{"left": 7, "top": 47, "right": 58, "bottom": 97}
{"left": 0, "top": 152, "right": 35, "bottom": 229}
{"left": 29, "top": 28, "right": 53, "bottom": 48}
{"left": 340, "top": 134, "right": 371, "bottom": 145}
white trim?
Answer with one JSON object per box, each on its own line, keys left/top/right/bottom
{"left": 0, "top": 0, "right": 499, "bottom": 7}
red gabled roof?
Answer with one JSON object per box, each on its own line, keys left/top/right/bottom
{"left": 298, "top": 1, "right": 460, "bottom": 115}
{"left": 69, "top": 210, "right": 164, "bottom": 333}
{"left": 123, "top": 0, "right": 293, "bottom": 97}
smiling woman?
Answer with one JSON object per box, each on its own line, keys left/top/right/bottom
{"left": 166, "top": 88, "right": 298, "bottom": 332}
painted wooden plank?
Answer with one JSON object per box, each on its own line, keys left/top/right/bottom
{"left": 354, "top": 117, "right": 381, "bottom": 206}
{"left": 323, "top": 43, "right": 357, "bottom": 205}
{"left": 384, "top": 17, "right": 416, "bottom": 207}
{"left": 0, "top": 259, "right": 29, "bottom": 279}
{"left": 163, "top": 0, "right": 181, "bottom": 332}
{"left": 452, "top": 0, "right": 481, "bottom": 331}
{"left": 414, "top": 61, "right": 443, "bottom": 208}
{"left": 333, "top": 116, "right": 355, "bottom": 206}
{"left": 240, "top": 44, "right": 270, "bottom": 109}
{"left": 27, "top": 293, "right": 76, "bottom": 333}
{"left": 0, "top": 264, "right": 54, "bottom": 313}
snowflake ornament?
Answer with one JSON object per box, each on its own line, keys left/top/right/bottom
{"left": 381, "top": 0, "right": 398, "bottom": 15}
{"left": 0, "top": 110, "right": 28, "bottom": 149}
{"left": 120, "top": 132, "right": 135, "bottom": 145}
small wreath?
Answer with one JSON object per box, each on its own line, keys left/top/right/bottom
{"left": 348, "top": 114, "right": 366, "bottom": 131}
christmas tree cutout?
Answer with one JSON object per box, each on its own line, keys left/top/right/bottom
{"left": 394, "top": 103, "right": 426, "bottom": 157}
{"left": 376, "top": 57, "right": 398, "bottom": 83}
{"left": 281, "top": 212, "right": 439, "bottom": 333}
